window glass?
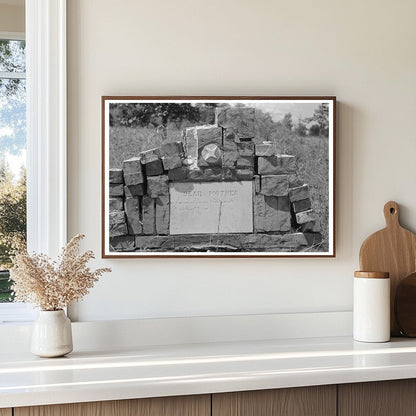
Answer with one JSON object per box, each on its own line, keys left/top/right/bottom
{"left": 0, "top": 39, "right": 26, "bottom": 303}
{"left": 0, "top": 39, "right": 25, "bottom": 73}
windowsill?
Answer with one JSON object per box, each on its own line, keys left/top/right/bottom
{"left": 0, "top": 303, "right": 36, "bottom": 324}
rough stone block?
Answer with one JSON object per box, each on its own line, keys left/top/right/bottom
{"left": 109, "top": 236, "right": 135, "bottom": 252}
{"left": 222, "top": 139, "right": 239, "bottom": 168}
{"left": 277, "top": 196, "right": 291, "bottom": 232}
{"left": 288, "top": 174, "right": 303, "bottom": 188}
{"left": 260, "top": 175, "right": 289, "bottom": 197}
{"left": 236, "top": 156, "right": 254, "bottom": 169}
{"left": 255, "top": 143, "right": 275, "bottom": 157}
{"left": 155, "top": 196, "right": 170, "bottom": 235}
{"left": 300, "top": 219, "right": 321, "bottom": 233}
{"left": 304, "top": 232, "right": 322, "bottom": 246}
{"left": 257, "top": 156, "right": 278, "bottom": 175}
{"left": 289, "top": 184, "right": 310, "bottom": 202}
{"left": 237, "top": 142, "right": 255, "bottom": 156}
{"left": 222, "top": 152, "right": 239, "bottom": 168}
{"left": 215, "top": 106, "right": 255, "bottom": 138}
{"left": 109, "top": 197, "right": 123, "bottom": 211}
{"left": 109, "top": 210, "right": 127, "bottom": 237}
{"left": 135, "top": 235, "right": 175, "bottom": 251}
{"left": 184, "top": 128, "right": 198, "bottom": 160}
{"left": 142, "top": 196, "right": 155, "bottom": 235}
{"left": 147, "top": 175, "right": 169, "bottom": 198}
{"left": 188, "top": 168, "right": 223, "bottom": 181}
{"left": 223, "top": 138, "right": 238, "bottom": 151}
{"left": 124, "top": 184, "right": 145, "bottom": 197}
{"left": 195, "top": 126, "right": 223, "bottom": 149}
{"left": 254, "top": 175, "right": 261, "bottom": 193}
{"left": 254, "top": 194, "right": 279, "bottom": 232}
{"left": 236, "top": 169, "right": 254, "bottom": 180}
{"left": 281, "top": 154, "right": 297, "bottom": 172}
{"left": 281, "top": 233, "right": 308, "bottom": 247}
{"left": 122, "top": 157, "right": 142, "bottom": 174}
{"left": 258, "top": 155, "right": 296, "bottom": 175}
{"left": 245, "top": 233, "right": 308, "bottom": 249}
{"left": 181, "top": 167, "right": 237, "bottom": 182}
{"left": 109, "top": 168, "right": 123, "bottom": 184}
{"left": 223, "top": 127, "right": 238, "bottom": 143}
{"left": 109, "top": 183, "right": 124, "bottom": 197}
{"left": 295, "top": 209, "right": 317, "bottom": 224}
{"left": 168, "top": 167, "right": 189, "bottom": 181}
{"left": 122, "top": 157, "right": 144, "bottom": 185}
{"left": 161, "top": 155, "right": 183, "bottom": 170}
{"left": 292, "top": 198, "right": 312, "bottom": 213}
{"left": 160, "top": 141, "right": 184, "bottom": 158}
{"left": 139, "top": 148, "right": 161, "bottom": 164}
{"left": 224, "top": 233, "right": 308, "bottom": 251}
{"left": 222, "top": 168, "right": 238, "bottom": 181}
{"left": 125, "top": 197, "right": 142, "bottom": 235}
{"left": 133, "top": 233, "right": 312, "bottom": 252}
{"left": 143, "top": 158, "right": 164, "bottom": 176}
{"left": 123, "top": 172, "right": 144, "bottom": 186}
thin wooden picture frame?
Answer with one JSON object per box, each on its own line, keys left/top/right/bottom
{"left": 102, "top": 96, "right": 336, "bottom": 258}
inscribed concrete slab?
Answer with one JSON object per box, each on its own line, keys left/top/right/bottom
{"left": 169, "top": 181, "right": 253, "bottom": 235}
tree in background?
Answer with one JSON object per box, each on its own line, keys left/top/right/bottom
{"left": 0, "top": 39, "right": 25, "bottom": 92}
{"left": 308, "top": 124, "right": 321, "bottom": 137}
{"left": 110, "top": 103, "right": 200, "bottom": 128}
{"left": 281, "top": 112, "right": 293, "bottom": 131}
{"left": 295, "top": 119, "right": 307, "bottom": 137}
{"left": 254, "top": 108, "right": 276, "bottom": 142}
{"left": 307, "top": 103, "right": 329, "bottom": 137}
{"left": 110, "top": 103, "right": 202, "bottom": 140}
{"left": 0, "top": 161, "right": 26, "bottom": 269}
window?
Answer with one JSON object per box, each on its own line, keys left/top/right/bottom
{"left": 0, "top": 1, "right": 67, "bottom": 324}
{"left": 0, "top": 39, "right": 26, "bottom": 282}
{"left": 0, "top": 32, "right": 34, "bottom": 322}
{"left": 0, "top": 36, "right": 27, "bottom": 301}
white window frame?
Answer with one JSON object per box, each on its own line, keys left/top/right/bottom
{"left": 0, "top": 0, "right": 67, "bottom": 324}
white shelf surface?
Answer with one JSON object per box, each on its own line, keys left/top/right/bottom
{"left": 2, "top": 336, "right": 416, "bottom": 408}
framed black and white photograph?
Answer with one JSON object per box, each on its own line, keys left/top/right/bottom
{"left": 102, "top": 96, "right": 335, "bottom": 257}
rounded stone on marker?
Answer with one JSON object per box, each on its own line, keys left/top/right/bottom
{"left": 201, "top": 143, "right": 222, "bottom": 165}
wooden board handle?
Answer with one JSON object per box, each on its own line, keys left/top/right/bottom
{"left": 384, "top": 201, "right": 400, "bottom": 228}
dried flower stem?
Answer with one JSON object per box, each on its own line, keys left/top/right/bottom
{"left": 10, "top": 235, "right": 111, "bottom": 310}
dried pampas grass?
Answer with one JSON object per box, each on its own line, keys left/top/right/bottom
{"left": 10, "top": 234, "right": 111, "bottom": 311}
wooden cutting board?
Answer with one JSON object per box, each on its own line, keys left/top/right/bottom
{"left": 359, "top": 201, "right": 416, "bottom": 336}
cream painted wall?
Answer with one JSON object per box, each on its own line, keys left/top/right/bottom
{"left": 67, "top": 0, "right": 416, "bottom": 322}
{"left": 0, "top": 3, "right": 24, "bottom": 33}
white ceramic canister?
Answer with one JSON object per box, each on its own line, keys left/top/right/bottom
{"left": 353, "top": 271, "right": 390, "bottom": 342}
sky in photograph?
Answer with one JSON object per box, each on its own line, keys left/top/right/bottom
{"left": 233, "top": 102, "right": 320, "bottom": 123}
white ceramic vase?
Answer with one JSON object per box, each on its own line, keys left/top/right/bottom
{"left": 31, "top": 310, "right": 73, "bottom": 357}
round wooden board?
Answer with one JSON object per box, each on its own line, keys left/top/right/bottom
{"left": 395, "top": 272, "right": 416, "bottom": 337}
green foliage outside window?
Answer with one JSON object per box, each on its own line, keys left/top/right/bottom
{"left": 0, "top": 39, "right": 27, "bottom": 302}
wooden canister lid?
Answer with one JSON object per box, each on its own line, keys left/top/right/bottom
{"left": 354, "top": 271, "right": 389, "bottom": 279}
